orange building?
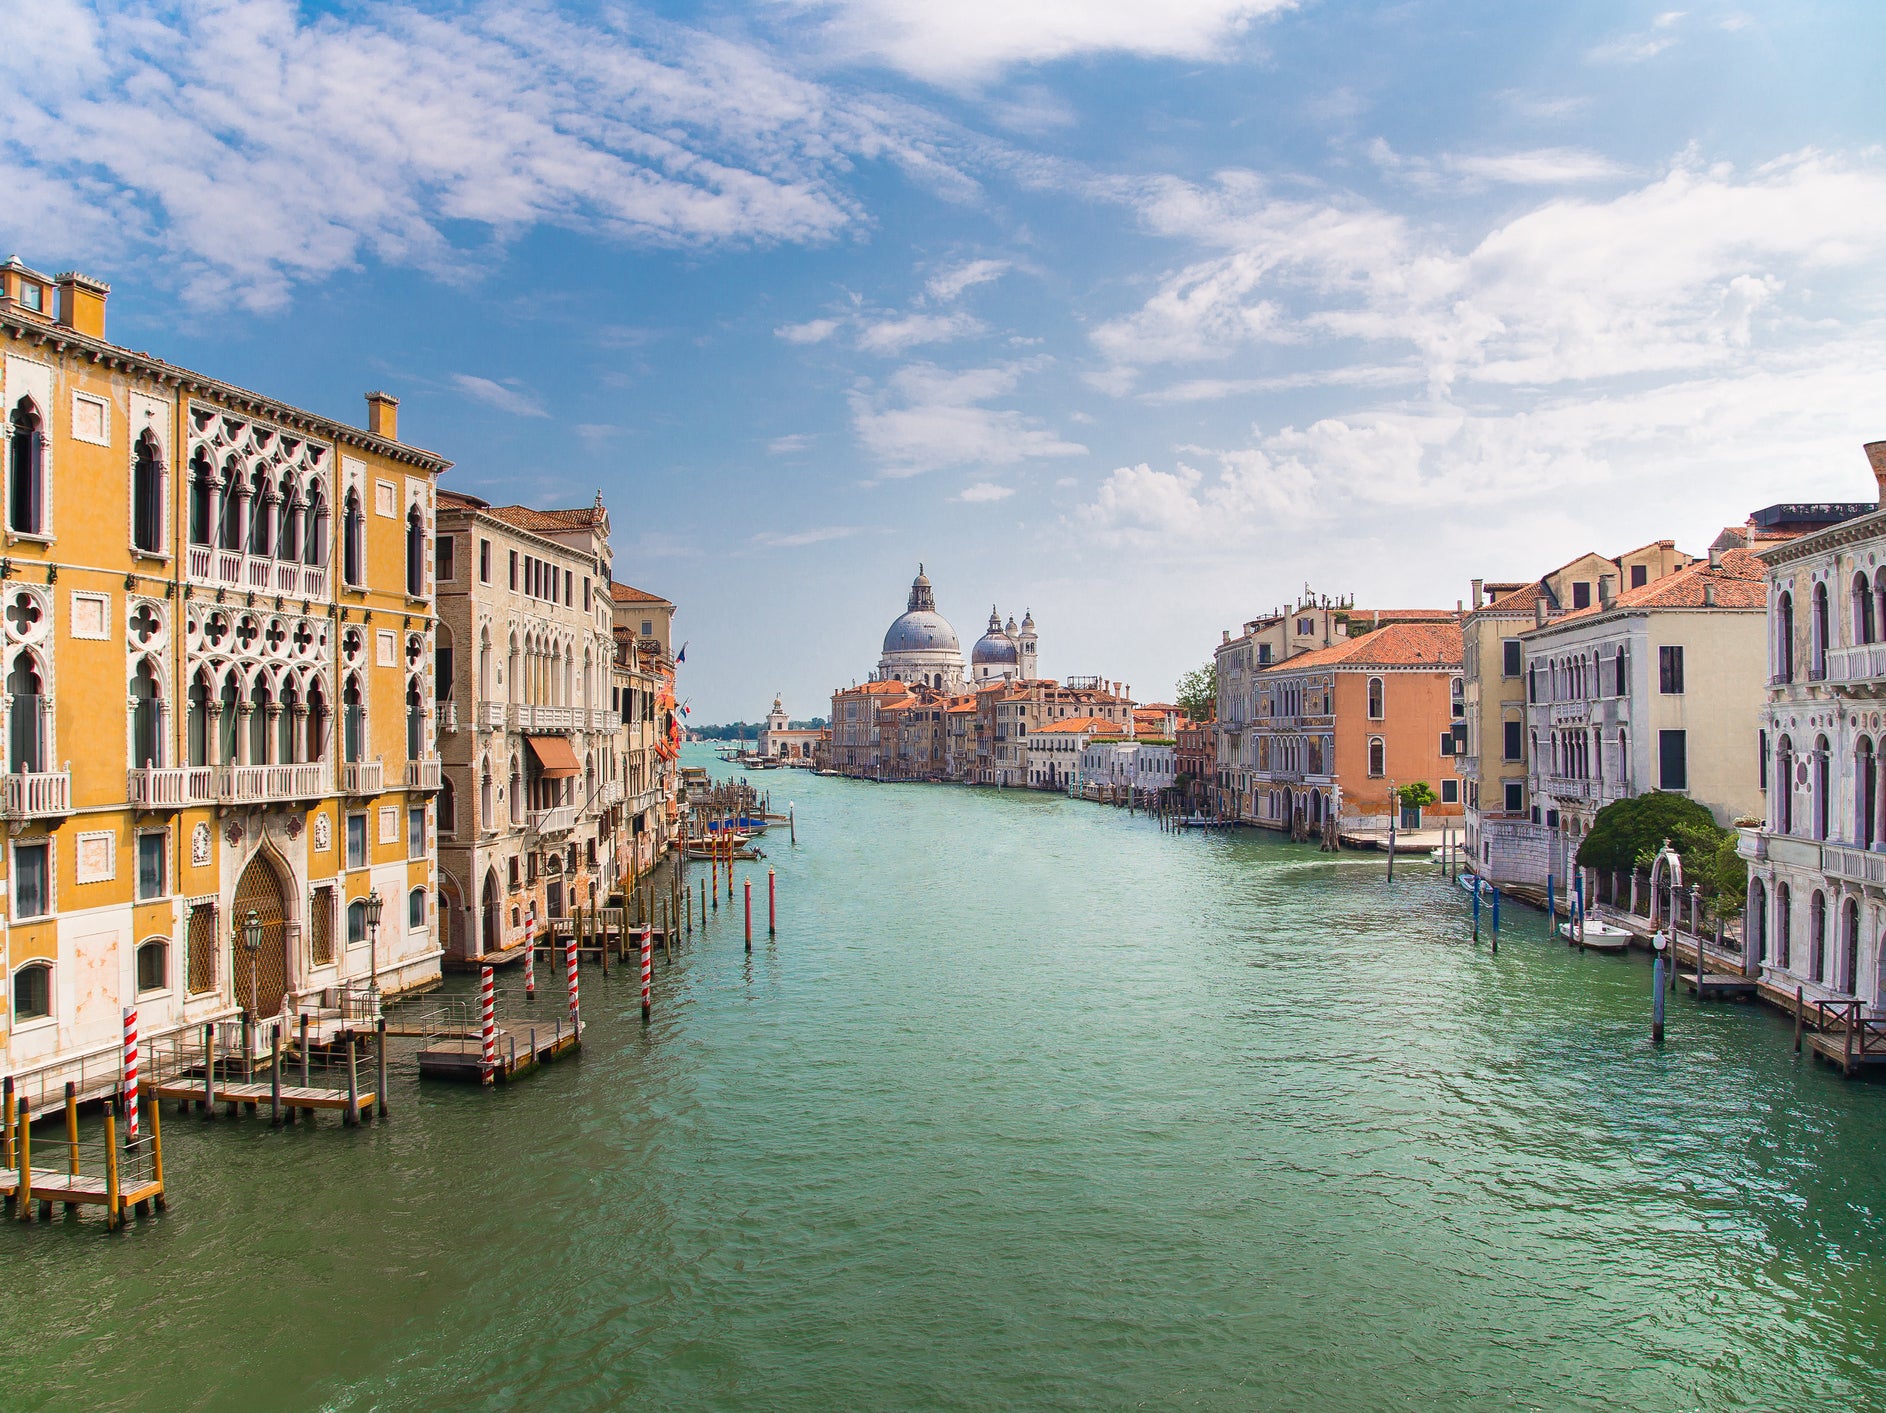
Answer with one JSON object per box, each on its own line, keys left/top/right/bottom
{"left": 1249, "top": 622, "right": 1464, "bottom": 837}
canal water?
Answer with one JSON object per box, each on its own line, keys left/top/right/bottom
{"left": 13, "top": 747, "right": 1886, "bottom": 1410}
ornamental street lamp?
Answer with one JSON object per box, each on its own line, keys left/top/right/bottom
{"left": 364, "top": 889, "right": 385, "bottom": 1001}
{"left": 240, "top": 908, "right": 262, "bottom": 1019}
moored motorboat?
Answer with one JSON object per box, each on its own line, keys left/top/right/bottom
{"left": 1559, "top": 919, "right": 1633, "bottom": 952}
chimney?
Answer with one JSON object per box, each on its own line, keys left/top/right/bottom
{"left": 366, "top": 391, "right": 400, "bottom": 441}
{"left": 1708, "top": 546, "right": 1723, "bottom": 569}
{"left": 1535, "top": 599, "right": 1548, "bottom": 628}
{"left": 1868, "top": 441, "right": 1886, "bottom": 506}
{"left": 1598, "top": 574, "right": 1616, "bottom": 609}
{"left": 1471, "top": 578, "right": 1484, "bottom": 610}
{"left": 1222, "top": 629, "right": 1230, "bottom": 644}
{"left": 54, "top": 271, "right": 108, "bottom": 339}
{"left": 1704, "top": 582, "right": 1718, "bottom": 607}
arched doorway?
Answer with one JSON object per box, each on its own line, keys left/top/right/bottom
{"left": 439, "top": 871, "right": 466, "bottom": 961}
{"left": 481, "top": 869, "right": 500, "bottom": 956}
{"left": 231, "top": 852, "right": 290, "bottom": 1019}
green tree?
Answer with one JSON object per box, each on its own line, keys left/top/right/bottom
{"left": 1176, "top": 662, "right": 1217, "bottom": 722}
{"left": 1393, "top": 782, "right": 1437, "bottom": 810}
{"left": 1576, "top": 791, "right": 1746, "bottom": 915}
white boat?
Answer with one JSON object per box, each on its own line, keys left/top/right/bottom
{"left": 1456, "top": 873, "right": 1493, "bottom": 899}
{"left": 1559, "top": 919, "right": 1633, "bottom": 952}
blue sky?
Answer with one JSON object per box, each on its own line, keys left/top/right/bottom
{"left": 7, "top": 0, "right": 1886, "bottom": 719}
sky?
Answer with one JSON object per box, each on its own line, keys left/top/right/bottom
{"left": 6, "top": 0, "right": 1886, "bottom": 720}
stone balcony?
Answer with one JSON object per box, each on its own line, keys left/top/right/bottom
{"left": 340, "top": 760, "right": 384, "bottom": 796}
{"left": 2, "top": 769, "right": 70, "bottom": 820}
{"left": 1825, "top": 644, "right": 1886, "bottom": 693}
{"left": 527, "top": 804, "right": 577, "bottom": 837}
{"left": 479, "top": 700, "right": 507, "bottom": 730}
{"left": 1824, "top": 843, "right": 1886, "bottom": 887}
{"left": 436, "top": 700, "right": 458, "bottom": 734}
{"left": 128, "top": 765, "right": 214, "bottom": 809}
{"left": 517, "top": 705, "right": 576, "bottom": 733}
{"left": 185, "top": 543, "right": 328, "bottom": 600}
{"left": 220, "top": 762, "right": 324, "bottom": 805}
{"left": 1550, "top": 701, "right": 1590, "bottom": 725}
{"left": 405, "top": 756, "right": 443, "bottom": 791}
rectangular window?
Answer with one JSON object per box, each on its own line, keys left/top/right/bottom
{"left": 1759, "top": 728, "right": 1768, "bottom": 791}
{"left": 1659, "top": 645, "right": 1685, "bottom": 694}
{"left": 1631, "top": 564, "right": 1648, "bottom": 588}
{"left": 641, "top": 619, "right": 653, "bottom": 637}
{"left": 310, "top": 885, "right": 335, "bottom": 967}
{"left": 1503, "top": 720, "right": 1522, "bottom": 761}
{"left": 583, "top": 578, "right": 591, "bottom": 611}
{"left": 1658, "top": 729, "right": 1688, "bottom": 790}
{"left": 1440, "top": 731, "right": 1456, "bottom": 756}
{"left": 437, "top": 536, "right": 456, "bottom": 583}
{"left": 1441, "top": 779, "right": 1459, "bottom": 803}
{"left": 564, "top": 570, "right": 573, "bottom": 607}
{"left": 408, "top": 807, "right": 427, "bottom": 860}
{"left": 1452, "top": 722, "right": 1467, "bottom": 754}
{"left": 14, "top": 841, "right": 49, "bottom": 918}
{"left": 1505, "top": 781, "right": 1524, "bottom": 813}
{"left": 1572, "top": 582, "right": 1592, "bottom": 609}
{"left": 1501, "top": 639, "right": 1521, "bottom": 677}
{"left": 508, "top": 856, "right": 520, "bottom": 890}
{"left": 479, "top": 538, "right": 491, "bottom": 583}
{"left": 508, "top": 550, "right": 518, "bottom": 591}
{"left": 346, "top": 812, "right": 368, "bottom": 870}
{"left": 136, "top": 832, "right": 166, "bottom": 900}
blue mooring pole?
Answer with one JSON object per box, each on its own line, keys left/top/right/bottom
{"left": 1472, "top": 883, "right": 1481, "bottom": 940}
{"left": 1652, "top": 948, "right": 1667, "bottom": 1044}
{"left": 1574, "top": 871, "right": 1585, "bottom": 929}
{"left": 1490, "top": 887, "right": 1500, "bottom": 954}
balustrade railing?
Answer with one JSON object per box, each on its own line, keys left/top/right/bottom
{"left": 340, "top": 760, "right": 384, "bottom": 795}
{"left": 128, "top": 765, "right": 213, "bottom": 807}
{"left": 406, "top": 756, "right": 442, "bottom": 791}
{"left": 1826, "top": 643, "right": 1886, "bottom": 687}
{"left": 527, "top": 804, "right": 577, "bottom": 836}
{"left": 2, "top": 768, "right": 71, "bottom": 819}
{"left": 219, "top": 762, "right": 324, "bottom": 804}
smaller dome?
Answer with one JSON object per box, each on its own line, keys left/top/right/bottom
{"left": 1020, "top": 610, "right": 1035, "bottom": 632}
{"left": 973, "top": 606, "right": 1019, "bottom": 665}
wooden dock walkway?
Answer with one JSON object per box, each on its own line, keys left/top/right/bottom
{"left": 0, "top": 1167, "right": 164, "bottom": 1213}
{"left": 416, "top": 1021, "right": 580, "bottom": 1084}
{"left": 142, "top": 1076, "right": 377, "bottom": 1121}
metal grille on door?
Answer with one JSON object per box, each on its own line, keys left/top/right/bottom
{"left": 231, "top": 855, "right": 289, "bottom": 1018}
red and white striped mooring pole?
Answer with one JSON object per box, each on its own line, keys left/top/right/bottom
{"left": 566, "top": 931, "right": 580, "bottom": 1028}
{"left": 122, "top": 1005, "right": 140, "bottom": 1142}
{"left": 524, "top": 904, "right": 536, "bottom": 997}
{"left": 480, "top": 966, "right": 497, "bottom": 1073}
{"left": 640, "top": 925, "right": 653, "bottom": 1023}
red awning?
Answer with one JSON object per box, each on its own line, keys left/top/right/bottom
{"left": 524, "top": 734, "right": 581, "bottom": 778}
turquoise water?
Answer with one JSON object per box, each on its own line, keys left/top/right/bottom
{"left": 11, "top": 745, "right": 1886, "bottom": 1410}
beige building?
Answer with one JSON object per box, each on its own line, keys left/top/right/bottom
{"left": 433, "top": 492, "right": 619, "bottom": 963}
{"left": 1516, "top": 548, "right": 1769, "bottom": 886}
{"left": 1459, "top": 542, "right": 1694, "bottom": 885}
{"left": 609, "top": 581, "right": 678, "bottom": 877}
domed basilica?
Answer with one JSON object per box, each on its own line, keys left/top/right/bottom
{"left": 875, "top": 567, "right": 1037, "bottom": 690}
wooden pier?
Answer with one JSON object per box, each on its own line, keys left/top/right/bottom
{"left": 415, "top": 1020, "right": 581, "bottom": 1083}
{"left": 143, "top": 1076, "right": 377, "bottom": 1123}
{"left": 3, "top": 1088, "right": 166, "bottom": 1228}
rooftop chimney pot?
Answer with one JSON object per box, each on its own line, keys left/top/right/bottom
{"left": 54, "top": 271, "right": 108, "bottom": 339}
{"left": 1598, "top": 573, "right": 1616, "bottom": 608}
{"left": 1471, "top": 578, "right": 1484, "bottom": 610}
{"left": 1867, "top": 440, "right": 1886, "bottom": 506}
{"left": 366, "top": 390, "right": 400, "bottom": 442}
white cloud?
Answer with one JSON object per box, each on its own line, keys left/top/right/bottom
{"left": 926, "top": 258, "right": 1010, "bottom": 301}
{"left": 0, "top": 0, "right": 945, "bottom": 309}
{"left": 777, "top": 318, "right": 843, "bottom": 344}
{"left": 1444, "top": 148, "right": 1629, "bottom": 185}
{"left": 789, "top": 0, "right": 1298, "bottom": 85}
{"left": 851, "top": 361, "right": 1087, "bottom": 476}
{"left": 767, "top": 433, "right": 814, "bottom": 454}
{"left": 753, "top": 525, "right": 866, "bottom": 547}
{"left": 451, "top": 374, "right": 549, "bottom": 417}
{"left": 1588, "top": 10, "right": 1686, "bottom": 64}
{"left": 856, "top": 311, "right": 987, "bottom": 354}
{"left": 957, "top": 481, "right": 1015, "bottom": 502}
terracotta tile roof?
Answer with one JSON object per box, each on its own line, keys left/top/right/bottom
{"left": 1032, "top": 715, "right": 1116, "bottom": 734}
{"left": 1346, "top": 608, "right": 1458, "bottom": 625}
{"left": 1537, "top": 547, "right": 1767, "bottom": 625}
{"left": 437, "top": 488, "right": 489, "bottom": 510}
{"left": 1260, "top": 621, "right": 1463, "bottom": 673}
{"left": 610, "top": 581, "right": 672, "bottom": 606}
{"left": 486, "top": 503, "right": 608, "bottom": 533}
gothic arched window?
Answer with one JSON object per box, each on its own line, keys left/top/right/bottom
{"left": 132, "top": 431, "right": 164, "bottom": 554}
{"left": 7, "top": 398, "right": 44, "bottom": 536}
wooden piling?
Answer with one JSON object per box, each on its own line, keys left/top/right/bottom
{"left": 15, "top": 1098, "right": 29, "bottom": 1221}
{"left": 769, "top": 868, "right": 776, "bottom": 937}
{"left": 149, "top": 1089, "right": 165, "bottom": 1209}
{"left": 1652, "top": 954, "right": 1666, "bottom": 1044}
{"left": 1795, "top": 986, "right": 1805, "bottom": 1053}
{"left": 345, "top": 1039, "right": 360, "bottom": 1126}
{"left": 104, "top": 1109, "right": 121, "bottom": 1231}
{"left": 299, "top": 1012, "right": 311, "bottom": 1088}
{"left": 744, "top": 877, "right": 753, "bottom": 954}
{"left": 1, "top": 1075, "right": 12, "bottom": 1174}
{"left": 204, "top": 1023, "right": 217, "bottom": 1116}
{"left": 270, "top": 1029, "right": 283, "bottom": 1127}
{"left": 64, "top": 1082, "right": 79, "bottom": 1216}
{"left": 377, "top": 1018, "right": 389, "bottom": 1117}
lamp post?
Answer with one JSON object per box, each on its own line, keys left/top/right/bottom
{"left": 364, "top": 888, "right": 385, "bottom": 1001}
{"left": 240, "top": 909, "right": 262, "bottom": 1019}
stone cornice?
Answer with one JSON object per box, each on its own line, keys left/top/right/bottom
{"left": 1758, "top": 507, "right": 1886, "bottom": 568}
{"left": 1, "top": 311, "right": 453, "bottom": 475}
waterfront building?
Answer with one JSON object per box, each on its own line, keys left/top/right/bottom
{"left": 828, "top": 680, "right": 916, "bottom": 776}
{"left": 1212, "top": 590, "right": 1453, "bottom": 822}
{"left": 1026, "top": 715, "right": 1115, "bottom": 791}
{"left": 0, "top": 256, "right": 445, "bottom": 1099}
{"left": 433, "top": 492, "right": 621, "bottom": 963}
{"left": 1175, "top": 718, "right": 1214, "bottom": 811}
{"left": 609, "top": 581, "right": 679, "bottom": 878}
{"left": 1079, "top": 737, "right": 1138, "bottom": 801}
{"left": 971, "top": 677, "right": 1135, "bottom": 786}
{"left": 1459, "top": 543, "right": 1695, "bottom": 885}
{"left": 758, "top": 696, "right": 823, "bottom": 762}
{"left": 1518, "top": 546, "right": 1775, "bottom": 883}
{"left": 1134, "top": 703, "right": 1183, "bottom": 738}
{"left": 1742, "top": 452, "right": 1886, "bottom": 1004}
{"left": 1129, "top": 738, "right": 1177, "bottom": 801}
{"left": 1246, "top": 622, "right": 1464, "bottom": 836}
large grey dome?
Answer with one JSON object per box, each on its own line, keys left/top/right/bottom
{"left": 884, "top": 611, "right": 960, "bottom": 655}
